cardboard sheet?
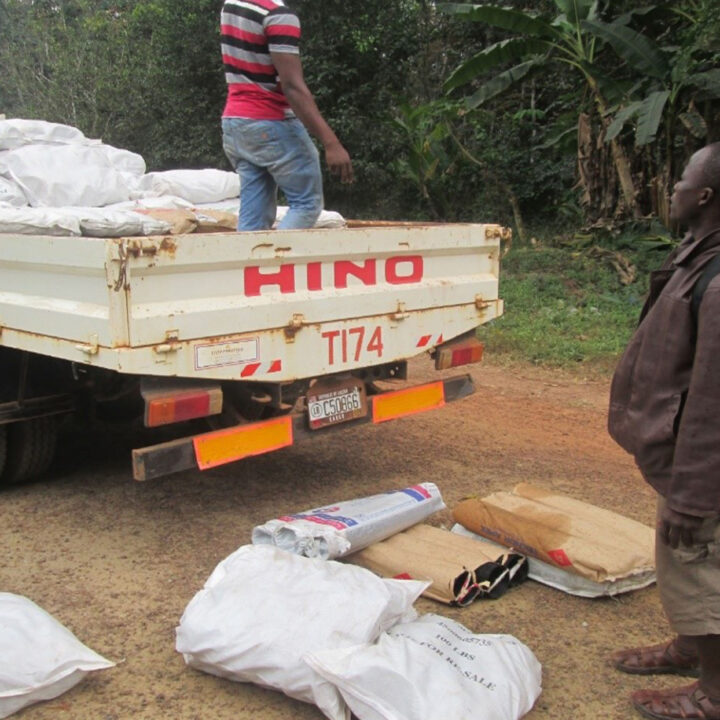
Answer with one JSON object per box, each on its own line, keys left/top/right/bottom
{"left": 348, "top": 524, "right": 528, "bottom": 606}
{"left": 451, "top": 524, "right": 656, "bottom": 597}
{"left": 452, "top": 483, "right": 654, "bottom": 585}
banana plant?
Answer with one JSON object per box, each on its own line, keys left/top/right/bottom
{"left": 586, "top": 4, "right": 720, "bottom": 223}
{"left": 439, "top": 0, "right": 643, "bottom": 217}
{"left": 393, "top": 102, "right": 453, "bottom": 218}
{"left": 595, "top": 12, "right": 720, "bottom": 147}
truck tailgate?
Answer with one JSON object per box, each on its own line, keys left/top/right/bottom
{"left": 0, "top": 224, "right": 503, "bottom": 381}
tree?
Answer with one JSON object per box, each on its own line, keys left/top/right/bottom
{"left": 0, "top": 0, "right": 227, "bottom": 168}
{"left": 439, "top": 0, "right": 647, "bottom": 218}
{"left": 596, "top": 2, "right": 720, "bottom": 223}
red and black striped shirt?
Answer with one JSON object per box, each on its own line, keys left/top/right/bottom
{"left": 221, "top": 0, "right": 301, "bottom": 119}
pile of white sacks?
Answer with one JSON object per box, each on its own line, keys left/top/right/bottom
{"left": 0, "top": 117, "right": 345, "bottom": 237}
{"left": 175, "top": 544, "right": 543, "bottom": 720}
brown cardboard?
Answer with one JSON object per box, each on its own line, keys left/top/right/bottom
{"left": 192, "top": 209, "right": 238, "bottom": 233}
{"left": 136, "top": 208, "right": 198, "bottom": 235}
{"left": 348, "top": 524, "right": 527, "bottom": 606}
{"left": 452, "top": 483, "right": 654, "bottom": 583}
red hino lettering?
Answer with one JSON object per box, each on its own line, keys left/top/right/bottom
{"left": 243, "top": 255, "right": 424, "bottom": 296}
{"left": 244, "top": 264, "right": 296, "bottom": 297}
{"left": 334, "top": 260, "right": 376, "bottom": 288}
{"left": 386, "top": 256, "right": 423, "bottom": 284}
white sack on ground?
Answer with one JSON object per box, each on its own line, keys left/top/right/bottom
{"left": 0, "top": 145, "right": 135, "bottom": 207}
{"left": 0, "top": 207, "right": 81, "bottom": 236}
{"left": 252, "top": 483, "right": 445, "bottom": 560}
{"left": 0, "top": 119, "right": 91, "bottom": 151}
{"left": 305, "top": 613, "right": 542, "bottom": 720}
{"left": 175, "top": 544, "right": 428, "bottom": 720}
{"left": 138, "top": 169, "right": 240, "bottom": 204}
{"left": 0, "top": 593, "right": 115, "bottom": 719}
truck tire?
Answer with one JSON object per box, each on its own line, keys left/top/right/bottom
{"left": 1, "top": 416, "right": 59, "bottom": 486}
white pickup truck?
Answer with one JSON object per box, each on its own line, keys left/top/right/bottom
{"left": 0, "top": 222, "right": 504, "bottom": 483}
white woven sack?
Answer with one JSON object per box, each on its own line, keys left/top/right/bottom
{"left": 274, "top": 207, "right": 346, "bottom": 229}
{"left": 0, "top": 119, "right": 89, "bottom": 151}
{"left": 175, "top": 545, "right": 428, "bottom": 720}
{"left": 61, "top": 207, "right": 172, "bottom": 237}
{"left": 0, "top": 207, "right": 81, "bottom": 235}
{"left": 98, "top": 145, "right": 146, "bottom": 177}
{"left": 138, "top": 169, "right": 239, "bottom": 204}
{"left": 0, "top": 593, "right": 114, "bottom": 719}
{"left": 0, "top": 144, "right": 134, "bottom": 207}
{"left": 306, "top": 613, "right": 542, "bottom": 720}
{"left": 0, "top": 176, "right": 27, "bottom": 207}
{"left": 109, "top": 195, "right": 194, "bottom": 211}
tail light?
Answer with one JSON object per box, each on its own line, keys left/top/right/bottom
{"left": 144, "top": 386, "right": 223, "bottom": 427}
{"left": 434, "top": 335, "right": 484, "bottom": 370}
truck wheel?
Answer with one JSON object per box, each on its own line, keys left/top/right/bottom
{"left": 1, "top": 417, "right": 59, "bottom": 485}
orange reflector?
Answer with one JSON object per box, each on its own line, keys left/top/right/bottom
{"left": 372, "top": 381, "right": 445, "bottom": 423}
{"left": 193, "top": 416, "right": 293, "bottom": 469}
{"left": 146, "top": 389, "right": 223, "bottom": 427}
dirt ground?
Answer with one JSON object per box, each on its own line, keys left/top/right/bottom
{"left": 2, "top": 356, "right": 678, "bottom": 720}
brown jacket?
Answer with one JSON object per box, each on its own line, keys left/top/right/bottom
{"left": 608, "top": 228, "right": 720, "bottom": 517}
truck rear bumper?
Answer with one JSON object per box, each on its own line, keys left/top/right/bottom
{"left": 131, "top": 374, "right": 474, "bottom": 481}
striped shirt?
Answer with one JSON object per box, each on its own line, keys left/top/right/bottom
{"left": 221, "top": 0, "right": 301, "bottom": 119}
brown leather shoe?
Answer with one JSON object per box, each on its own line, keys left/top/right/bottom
{"left": 632, "top": 682, "right": 720, "bottom": 719}
{"left": 612, "top": 640, "right": 699, "bottom": 677}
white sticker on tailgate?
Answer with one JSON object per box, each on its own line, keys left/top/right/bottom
{"left": 195, "top": 338, "right": 258, "bottom": 369}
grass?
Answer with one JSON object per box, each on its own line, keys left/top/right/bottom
{"left": 477, "top": 242, "right": 665, "bottom": 372}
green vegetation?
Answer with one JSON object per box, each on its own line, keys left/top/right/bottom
{"left": 478, "top": 228, "right": 674, "bottom": 370}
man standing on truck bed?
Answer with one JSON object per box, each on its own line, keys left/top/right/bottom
{"left": 220, "top": 0, "right": 354, "bottom": 231}
{"left": 608, "top": 142, "right": 720, "bottom": 720}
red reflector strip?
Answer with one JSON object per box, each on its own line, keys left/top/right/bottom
{"left": 372, "top": 381, "right": 445, "bottom": 423}
{"left": 172, "top": 393, "right": 210, "bottom": 422}
{"left": 146, "top": 390, "right": 222, "bottom": 427}
{"left": 417, "top": 335, "right": 432, "bottom": 347}
{"left": 435, "top": 339, "right": 484, "bottom": 370}
{"left": 194, "top": 416, "right": 293, "bottom": 470}
{"left": 241, "top": 362, "right": 262, "bottom": 377}
{"left": 268, "top": 359, "right": 282, "bottom": 373}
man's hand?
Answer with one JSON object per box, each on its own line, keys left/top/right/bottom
{"left": 324, "top": 140, "right": 354, "bottom": 184}
{"left": 271, "top": 52, "right": 354, "bottom": 185}
{"left": 659, "top": 505, "right": 704, "bottom": 548}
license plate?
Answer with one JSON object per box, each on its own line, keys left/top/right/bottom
{"left": 307, "top": 378, "right": 367, "bottom": 430}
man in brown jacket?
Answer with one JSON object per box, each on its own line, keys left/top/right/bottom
{"left": 608, "top": 143, "right": 720, "bottom": 719}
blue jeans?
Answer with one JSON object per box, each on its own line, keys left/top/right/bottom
{"left": 222, "top": 117, "right": 323, "bottom": 231}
